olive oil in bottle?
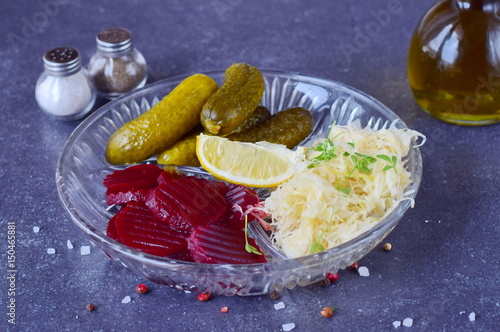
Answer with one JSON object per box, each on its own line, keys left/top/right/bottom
{"left": 408, "top": 0, "right": 500, "bottom": 125}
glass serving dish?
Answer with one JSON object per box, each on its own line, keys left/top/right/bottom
{"left": 56, "top": 70, "right": 423, "bottom": 296}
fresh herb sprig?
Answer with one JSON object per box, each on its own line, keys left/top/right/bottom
{"left": 310, "top": 209, "right": 335, "bottom": 254}
{"left": 336, "top": 184, "right": 352, "bottom": 195}
{"left": 308, "top": 138, "right": 337, "bottom": 168}
{"left": 377, "top": 154, "right": 398, "bottom": 173}
{"left": 244, "top": 214, "right": 263, "bottom": 256}
{"left": 346, "top": 153, "right": 377, "bottom": 177}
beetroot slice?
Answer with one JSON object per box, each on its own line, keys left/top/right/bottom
{"left": 104, "top": 164, "right": 164, "bottom": 206}
{"left": 188, "top": 223, "right": 267, "bottom": 264}
{"left": 157, "top": 169, "right": 187, "bottom": 184}
{"left": 145, "top": 177, "right": 228, "bottom": 232}
{"left": 224, "top": 184, "right": 261, "bottom": 228}
{"left": 106, "top": 188, "right": 152, "bottom": 206}
{"left": 106, "top": 214, "right": 121, "bottom": 242}
{"left": 225, "top": 184, "right": 260, "bottom": 207}
{"left": 103, "top": 164, "right": 163, "bottom": 191}
{"left": 206, "top": 180, "right": 229, "bottom": 197}
{"left": 114, "top": 201, "right": 188, "bottom": 257}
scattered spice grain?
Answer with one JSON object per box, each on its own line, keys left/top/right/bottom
{"left": 320, "top": 306, "right": 336, "bottom": 318}
{"left": 197, "top": 292, "right": 210, "bottom": 302}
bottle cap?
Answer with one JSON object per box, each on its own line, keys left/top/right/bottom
{"left": 96, "top": 28, "right": 133, "bottom": 53}
{"left": 43, "top": 47, "right": 81, "bottom": 74}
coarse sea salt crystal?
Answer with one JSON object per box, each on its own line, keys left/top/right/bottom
{"left": 67, "top": 240, "right": 74, "bottom": 249}
{"left": 402, "top": 318, "right": 413, "bottom": 327}
{"left": 393, "top": 321, "right": 401, "bottom": 328}
{"left": 47, "top": 248, "right": 56, "bottom": 254}
{"left": 121, "top": 296, "right": 131, "bottom": 304}
{"left": 80, "top": 246, "right": 91, "bottom": 255}
{"left": 469, "top": 312, "right": 476, "bottom": 321}
{"left": 358, "top": 266, "right": 370, "bottom": 277}
{"left": 33, "top": 226, "right": 40, "bottom": 233}
{"left": 282, "top": 322, "right": 295, "bottom": 331}
{"left": 274, "top": 302, "right": 285, "bottom": 310}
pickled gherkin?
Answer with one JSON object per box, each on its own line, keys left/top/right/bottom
{"left": 226, "top": 107, "right": 314, "bottom": 149}
{"left": 201, "top": 63, "right": 264, "bottom": 136}
{"left": 157, "top": 127, "right": 202, "bottom": 167}
{"left": 105, "top": 74, "right": 218, "bottom": 164}
{"left": 230, "top": 106, "right": 271, "bottom": 135}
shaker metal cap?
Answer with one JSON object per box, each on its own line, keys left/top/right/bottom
{"left": 43, "top": 47, "right": 81, "bottom": 74}
{"left": 96, "top": 28, "right": 133, "bottom": 53}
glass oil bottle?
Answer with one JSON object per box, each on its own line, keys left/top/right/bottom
{"left": 408, "top": 0, "right": 500, "bottom": 125}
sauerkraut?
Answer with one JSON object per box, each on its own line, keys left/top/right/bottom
{"left": 265, "top": 123, "right": 425, "bottom": 259}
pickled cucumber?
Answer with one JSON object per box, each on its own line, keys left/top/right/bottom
{"left": 201, "top": 63, "right": 264, "bottom": 136}
{"left": 226, "top": 107, "right": 314, "bottom": 149}
{"left": 157, "top": 127, "right": 202, "bottom": 167}
{"left": 105, "top": 74, "right": 218, "bottom": 164}
{"left": 230, "top": 106, "right": 270, "bottom": 135}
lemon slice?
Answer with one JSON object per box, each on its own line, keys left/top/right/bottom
{"left": 196, "top": 134, "right": 306, "bottom": 188}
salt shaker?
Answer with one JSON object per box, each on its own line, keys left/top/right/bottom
{"left": 88, "top": 28, "right": 147, "bottom": 99}
{"left": 35, "top": 47, "right": 96, "bottom": 121}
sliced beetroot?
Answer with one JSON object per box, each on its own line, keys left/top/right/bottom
{"left": 103, "top": 165, "right": 268, "bottom": 265}
{"left": 206, "top": 180, "right": 229, "bottom": 197}
{"left": 104, "top": 164, "right": 164, "bottom": 206}
{"left": 114, "top": 201, "right": 188, "bottom": 257}
{"left": 224, "top": 184, "right": 261, "bottom": 228}
{"left": 106, "top": 213, "right": 121, "bottom": 242}
{"left": 106, "top": 188, "right": 152, "bottom": 206}
{"left": 103, "top": 164, "right": 163, "bottom": 192}
{"left": 225, "top": 184, "right": 260, "bottom": 208}
{"left": 145, "top": 177, "right": 228, "bottom": 232}
{"left": 188, "top": 223, "right": 267, "bottom": 264}
{"left": 157, "top": 169, "right": 187, "bottom": 184}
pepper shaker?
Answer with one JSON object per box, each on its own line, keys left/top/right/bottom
{"left": 88, "top": 28, "right": 148, "bottom": 99}
{"left": 35, "top": 47, "right": 96, "bottom": 121}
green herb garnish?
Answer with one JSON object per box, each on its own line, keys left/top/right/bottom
{"left": 244, "top": 214, "right": 263, "bottom": 256}
{"left": 308, "top": 138, "right": 337, "bottom": 168}
{"left": 310, "top": 209, "right": 335, "bottom": 254}
{"left": 377, "top": 154, "right": 398, "bottom": 173}
{"left": 346, "top": 153, "right": 377, "bottom": 177}
{"left": 336, "top": 184, "right": 352, "bottom": 195}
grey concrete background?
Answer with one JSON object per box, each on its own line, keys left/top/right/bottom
{"left": 1, "top": 0, "right": 499, "bottom": 331}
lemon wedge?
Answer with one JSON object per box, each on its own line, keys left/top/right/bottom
{"left": 196, "top": 134, "right": 306, "bottom": 188}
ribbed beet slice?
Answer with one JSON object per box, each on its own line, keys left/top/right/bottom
{"left": 157, "top": 169, "right": 187, "bottom": 184}
{"left": 206, "top": 180, "right": 229, "bottom": 197}
{"left": 224, "top": 184, "right": 261, "bottom": 228}
{"left": 225, "top": 184, "right": 260, "bottom": 207}
{"left": 106, "top": 214, "right": 121, "bottom": 242}
{"left": 103, "top": 164, "right": 163, "bottom": 191}
{"left": 188, "top": 223, "right": 267, "bottom": 264}
{"left": 104, "top": 164, "right": 164, "bottom": 205}
{"left": 114, "top": 201, "right": 188, "bottom": 257}
{"left": 145, "top": 177, "right": 228, "bottom": 232}
{"left": 106, "top": 188, "right": 152, "bottom": 206}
